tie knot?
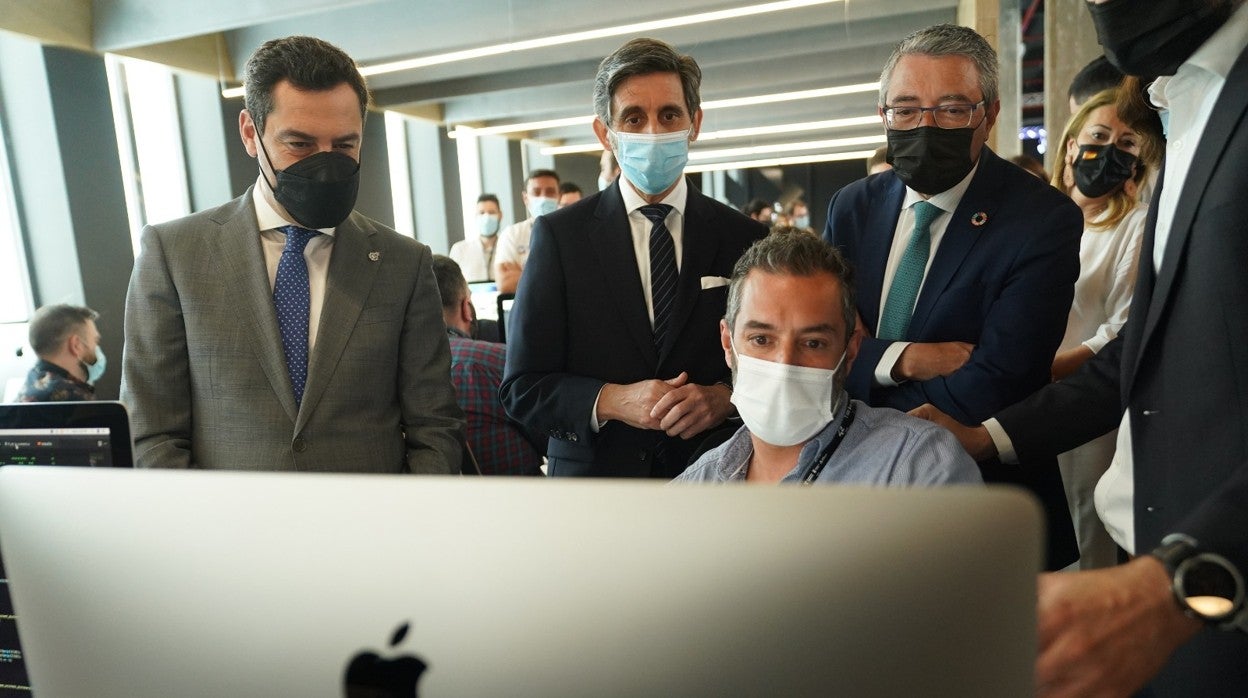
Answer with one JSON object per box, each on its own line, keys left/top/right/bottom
{"left": 912, "top": 201, "right": 942, "bottom": 232}
{"left": 279, "top": 225, "right": 320, "bottom": 252}
{"left": 640, "top": 204, "right": 673, "bottom": 225}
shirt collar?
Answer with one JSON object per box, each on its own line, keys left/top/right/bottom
{"left": 251, "top": 176, "right": 338, "bottom": 236}
{"left": 618, "top": 174, "right": 688, "bottom": 217}
{"left": 1152, "top": 1, "right": 1248, "bottom": 108}
{"left": 901, "top": 158, "right": 980, "bottom": 215}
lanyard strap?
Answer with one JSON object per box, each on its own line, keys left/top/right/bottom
{"left": 801, "top": 401, "right": 857, "bottom": 484}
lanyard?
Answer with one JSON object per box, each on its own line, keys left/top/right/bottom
{"left": 801, "top": 401, "right": 857, "bottom": 484}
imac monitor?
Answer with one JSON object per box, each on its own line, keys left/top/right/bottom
{"left": 0, "top": 469, "right": 1042, "bottom": 697}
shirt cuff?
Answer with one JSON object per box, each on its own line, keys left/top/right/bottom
{"left": 874, "top": 341, "right": 912, "bottom": 387}
{"left": 591, "top": 386, "right": 605, "bottom": 433}
{"left": 983, "top": 418, "right": 1019, "bottom": 464}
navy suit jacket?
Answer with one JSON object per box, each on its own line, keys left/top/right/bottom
{"left": 501, "top": 181, "right": 766, "bottom": 478}
{"left": 998, "top": 44, "right": 1248, "bottom": 692}
{"left": 825, "top": 147, "right": 1083, "bottom": 569}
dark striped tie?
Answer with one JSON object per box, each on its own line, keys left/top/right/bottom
{"left": 640, "top": 204, "right": 677, "bottom": 353}
{"left": 274, "top": 225, "right": 321, "bottom": 407}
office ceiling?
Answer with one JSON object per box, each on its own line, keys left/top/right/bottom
{"left": 20, "top": 0, "right": 975, "bottom": 166}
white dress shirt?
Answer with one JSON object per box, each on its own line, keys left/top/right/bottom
{"left": 494, "top": 218, "right": 536, "bottom": 272}
{"left": 618, "top": 176, "right": 689, "bottom": 325}
{"left": 873, "top": 162, "right": 979, "bottom": 386}
{"left": 449, "top": 236, "right": 495, "bottom": 282}
{"left": 252, "top": 179, "right": 336, "bottom": 354}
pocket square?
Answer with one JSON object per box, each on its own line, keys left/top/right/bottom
{"left": 700, "top": 275, "right": 730, "bottom": 290}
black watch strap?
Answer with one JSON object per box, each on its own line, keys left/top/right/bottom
{"left": 1151, "top": 534, "right": 1247, "bottom": 631}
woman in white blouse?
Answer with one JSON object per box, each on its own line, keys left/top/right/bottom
{"left": 1047, "top": 86, "right": 1164, "bottom": 570}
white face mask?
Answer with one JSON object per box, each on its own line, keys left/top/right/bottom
{"left": 526, "top": 196, "right": 558, "bottom": 219}
{"left": 477, "top": 213, "right": 501, "bottom": 238}
{"left": 729, "top": 343, "right": 848, "bottom": 447}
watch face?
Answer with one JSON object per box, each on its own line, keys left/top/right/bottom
{"left": 1176, "top": 554, "right": 1245, "bottom": 621}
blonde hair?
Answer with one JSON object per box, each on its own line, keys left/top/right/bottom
{"left": 1050, "top": 86, "right": 1163, "bottom": 231}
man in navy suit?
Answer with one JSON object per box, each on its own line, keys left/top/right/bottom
{"left": 823, "top": 24, "right": 1083, "bottom": 569}
{"left": 501, "top": 37, "right": 767, "bottom": 478}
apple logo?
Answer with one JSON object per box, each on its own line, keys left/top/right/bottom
{"left": 343, "top": 621, "right": 428, "bottom": 697}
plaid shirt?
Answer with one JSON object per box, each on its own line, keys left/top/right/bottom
{"left": 448, "top": 332, "right": 543, "bottom": 475}
{"left": 17, "top": 360, "right": 95, "bottom": 402}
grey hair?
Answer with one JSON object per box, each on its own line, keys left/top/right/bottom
{"left": 878, "top": 24, "right": 999, "bottom": 107}
{"left": 593, "top": 38, "right": 702, "bottom": 127}
{"left": 725, "top": 231, "right": 856, "bottom": 338}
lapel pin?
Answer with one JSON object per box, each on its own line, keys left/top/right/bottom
{"left": 970, "top": 212, "right": 988, "bottom": 227}
{"left": 368, "top": 251, "right": 380, "bottom": 262}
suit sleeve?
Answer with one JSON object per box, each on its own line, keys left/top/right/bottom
{"left": 399, "top": 246, "right": 465, "bottom": 474}
{"left": 873, "top": 201, "right": 1083, "bottom": 423}
{"left": 499, "top": 216, "right": 606, "bottom": 446}
{"left": 119, "top": 224, "right": 195, "bottom": 469}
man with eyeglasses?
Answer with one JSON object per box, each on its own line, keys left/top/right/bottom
{"left": 823, "top": 24, "right": 1083, "bottom": 570}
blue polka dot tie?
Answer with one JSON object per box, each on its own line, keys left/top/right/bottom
{"left": 274, "top": 225, "right": 320, "bottom": 407}
{"left": 877, "top": 201, "right": 942, "bottom": 340}
{"left": 640, "top": 204, "right": 677, "bottom": 353}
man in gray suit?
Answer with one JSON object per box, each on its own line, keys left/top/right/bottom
{"left": 120, "top": 35, "right": 463, "bottom": 473}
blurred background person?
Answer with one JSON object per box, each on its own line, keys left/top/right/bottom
{"left": 1068, "top": 55, "right": 1125, "bottom": 113}
{"left": 449, "top": 193, "right": 503, "bottom": 283}
{"left": 1010, "top": 154, "right": 1049, "bottom": 181}
{"left": 494, "top": 168, "right": 561, "bottom": 293}
{"left": 742, "top": 198, "right": 774, "bottom": 225}
{"left": 598, "top": 150, "right": 620, "bottom": 191}
{"left": 16, "top": 304, "right": 104, "bottom": 402}
{"left": 558, "top": 181, "right": 583, "bottom": 208}
{"left": 865, "top": 145, "right": 891, "bottom": 175}
{"left": 1046, "top": 86, "right": 1163, "bottom": 569}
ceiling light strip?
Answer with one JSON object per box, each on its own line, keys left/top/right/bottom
{"left": 684, "top": 149, "right": 876, "bottom": 173}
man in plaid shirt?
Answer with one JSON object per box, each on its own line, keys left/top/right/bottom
{"left": 433, "top": 256, "right": 544, "bottom": 475}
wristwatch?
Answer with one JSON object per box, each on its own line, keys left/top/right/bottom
{"left": 1151, "top": 533, "right": 1247, "bottom": 632}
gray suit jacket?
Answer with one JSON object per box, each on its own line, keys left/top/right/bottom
{"left": 120, "top": 189, "right": 463, "bottom": 473}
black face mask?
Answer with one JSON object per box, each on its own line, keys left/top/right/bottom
{"left": 886, "top": 126, "right": 977, "bottom": 196}
{"left": 258, "top": 137, "right": 360, "bottom": 229}
{"left": 1087, "top": 0, "right": 1234, "bottom": 77}
{"left": 1071, "top": 143, "right": 1138, "bottom": 198}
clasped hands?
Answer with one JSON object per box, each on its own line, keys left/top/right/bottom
{"left": 597, "top": 373, "right": 733, "bottom": 439}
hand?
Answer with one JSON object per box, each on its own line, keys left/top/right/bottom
{"left": 1035, "top": 557, "right": 1202, "bottom": 698}
{"left": 597, "top": 379, "right": 679, "bottom": 430}
{"left": 907, "top": 403, "right": 998, "bottom": 461}
{"left": 495, "top": 261, "right": 522, "bottom": 294}
{"left": 1051, "top": 346, "right": 1094, "bottom": 382}
{"left": 892, "top": 341, "right": 974, "bottom": 382}
{"left": 650, "top": 373, "right": 734, "bottom": 439}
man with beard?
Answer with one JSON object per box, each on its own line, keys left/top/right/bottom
{"left": 822, "top": 24, "right": 1083, "bottom": 569}
{"left": 121, "top": 36, "right": 462, "bottom": 474}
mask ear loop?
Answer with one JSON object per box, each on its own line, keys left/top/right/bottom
{"left": 253, "top": 126, "right": 281, "bottom": 194}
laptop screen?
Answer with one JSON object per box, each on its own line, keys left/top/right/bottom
{"left": 0, "top": 401, "right": 133, "bottom": 694}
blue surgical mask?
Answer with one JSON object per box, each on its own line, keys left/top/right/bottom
{"left": 794, "top": 215, "right": 811, "bottom": 229}
{"left": 526, "top": 197, "right": 558, "bottom": 219}
{"left": 610, "top": 129, "right": 691, "bottom": 196}
{"left": 477, "top": 213, "right": 501, "bottom": 238}
{"left": 83, "top": 345, "right": 106, "bottom": 385}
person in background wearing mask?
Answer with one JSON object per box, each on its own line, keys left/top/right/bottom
{"left": 501, "top": 37, "right": 767, "bottom": 478}
{"left": 1043, "top": 86, "right": 1162, "bottom": 571}
{"left": 493, "top": 169, "right": 561, "bottom": 293}
{"left": 823, "top": 24, "right": 1083, "bottom": 570}
{"left": 674, "top": 232, "right": 979, "bottom": 485}
{"left": 558, "top": 182, "right": 583, "bottom": 208}
{"left": 742, "top": 198, "right": 774, "bottom": 225}
{"left": 914, "top": 1, "right": 1248, "bottom": 693}
{"left": 121, "top": 35, "right": 463, "bottom": 474}
{"left": 448, "top": 193, "right": 503, "bottom": 283}
{"left": 17, "top": 304, "right": 104, "bottom": 402}
{"left": 788, "top": 199, "right": 812, "bottom": 230}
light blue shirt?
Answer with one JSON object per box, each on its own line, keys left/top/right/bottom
{"left": 675, "top": 393, "right": 982, "bottom": 485}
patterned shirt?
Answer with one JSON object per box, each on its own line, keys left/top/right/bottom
{"left": 675, "top": 394, "right": 981, "bottom": 485}
{"left": 448, "top": 332, "right": 543, "bottom": 476}
{"left": 17, "top": 360, "right": 95, "bottom": 402}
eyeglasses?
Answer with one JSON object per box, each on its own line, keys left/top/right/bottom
{"left": 883, "top": 101, "right": 986, "bottom": 130}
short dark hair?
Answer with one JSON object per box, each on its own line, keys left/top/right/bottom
{"left": 29, "top": 304, "right": 98, "bottom": 357}
{"left": 743, "top": 198, "right": 772, "bottom": 218}
{"left": 1068, "top": 56, "right": 1124, "bottom": 106}
{"left": 725, "top": 232, "right": 856, "bottom": 338}
{"left": 431, "top": 255, "right": 468, "bottom": 311}
{"left": 526, "top": 169, "right": 560, "bottom": 187}
{"left": 243, "top": 35, "right": 370, "bottom": 137}
{"left": 477, "top": 193, "right": 500, "bottom": 207}
{"left": 594, "top": 38, "right": 702, "bottom": 128}
{"left": 559, "top": 181, "right": 582, "bottom": 195}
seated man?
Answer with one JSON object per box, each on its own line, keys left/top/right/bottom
{"left": 432, "top": 255, "right": 543, "bottom": 476}
{"left": 677, "top": 232, "right": 980, "bottom": 485}
{"left": 17, "top": 304, "right": 105, "bottom": 402}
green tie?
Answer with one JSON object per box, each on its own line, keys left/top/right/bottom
{"left": 877, "top": 201, "right": 942, "bottom": 340}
